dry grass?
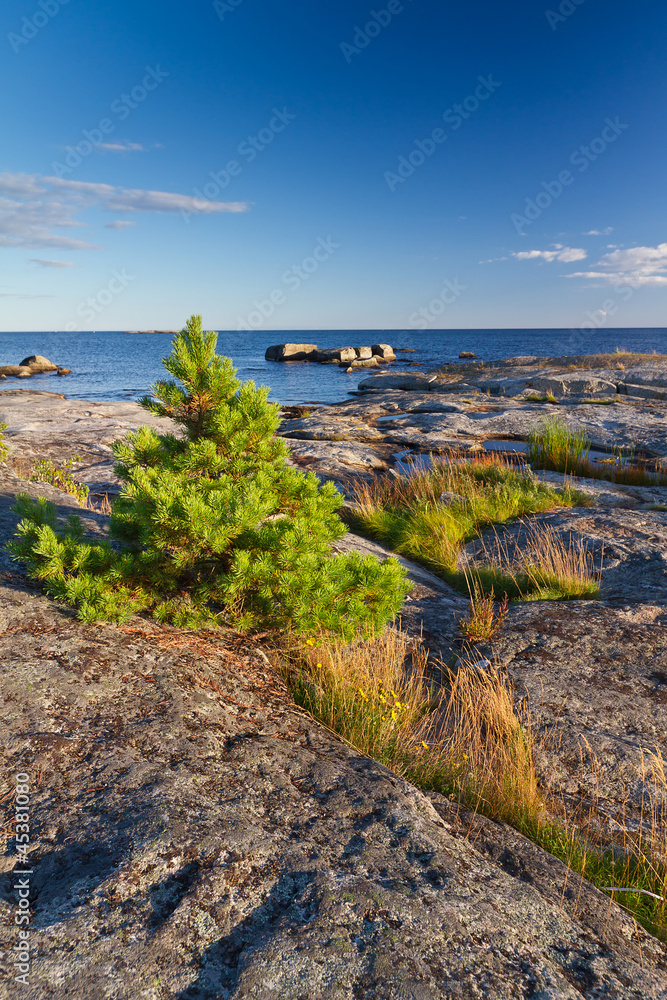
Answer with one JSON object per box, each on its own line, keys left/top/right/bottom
{"left": 287, "top": 631, "right": 541, "bottom": 833}
{"left": 458, "top": 576, "right": 509, "bottom": 642}
{"left": 466, "top": 521, "right": 601, "bottom": 602}
{"left": 85, "top": 492, "right": 113, "bottom": 514}
{"left": 408, "top": 662, "right": 542, "bottom": 830}
{"left": 288, "top": 629, "right": 434, "bottom": 768}
{"left": 286, "top": 629, "right": 540, "bottom": 826}
{"left": 284, "top": 630, "right": 667, "bottom": 939}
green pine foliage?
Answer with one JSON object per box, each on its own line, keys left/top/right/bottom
{"left": 9, "top": 316, "right": 408, "bottom": 637}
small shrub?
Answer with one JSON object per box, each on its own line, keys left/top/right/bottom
{"left": 10, "top": 315, "right": 408, "bottom": 637}
{"left": 0, "top": 422, "right": 7, "bottom": 463}
{"left": 30, "top": 456, "right": 89, "bottom": 505}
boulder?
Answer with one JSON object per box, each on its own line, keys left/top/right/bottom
{"left": 344, "top": 357, "right": 380, "bottom": 370}
{"left": 619, "top": 382, "right": 667, "bottom": 400}
{"left": 0, "top": 366, "right": 33, "bottom": 377}
{"left": 478, "top": 378, "right": 531, "bottom": 396}
{"left": 18, "top": 354, "right": 58, "bottom": 372}
{"left": 354, "top": 346, "right": 374, "bottom": 360}
{"left": 265, "top": 344, "right": 319, "bottom": 362}
{"left": 56, "top": 368, "right": 72, "bottom": 376}
{"left": 459, "top": 351, "right": 477, "bottom": 359}
{"left": 371, "top": 343, "right": 396, "bottom": 360}
{"left": 316, "top": 347, "right": 357, "bottom": 364}
{"left": 527, "top": 375, "right": 617, "bottom": 397}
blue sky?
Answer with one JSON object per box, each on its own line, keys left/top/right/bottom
{"left": 1, "top": 0, "right": 666, "bottom": 331}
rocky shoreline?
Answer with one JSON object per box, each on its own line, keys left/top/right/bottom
{"left": 0, "top": 352, "right": 666, "bottom": 997}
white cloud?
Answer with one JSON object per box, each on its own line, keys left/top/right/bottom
{"left": 512, "top": 246, "right": 587, "bottom": 263}
{"left": 28, "top": 259, "right": 74, "bottom": 268}
{"left": 0, "top": 171, "right": 249, "bottom": 250}
{"left": 105, "top": 220, "right": 137, "bottom": 230}
{"left": 566, "top": 242, "right": 667, "bottom": 287}
{"left": 95, "top": 141, "right": 146, "bottom": 153}
{"left": 583, "top": 227, "right": 613, "bottom": 236}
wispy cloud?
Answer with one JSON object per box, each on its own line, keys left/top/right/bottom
{"left": 95, "top": 141, "right": 146, "bottom": 153}
{"left": 105, "top": 220, "right": 137, "bottom": 230}
{"left": 583, "top": 227, "right": 613, "bottom": 236}
{"left": 512, "top": 245, "right": 587, "bottom": 263}
{"left": 567, "top": 243, "right": 667, "bottom": 287}
{"left": 0, "top": 171, "right": 249, "bottom": 250}
{"left": 28, "top": 258, "right": 74, "bottom": 268}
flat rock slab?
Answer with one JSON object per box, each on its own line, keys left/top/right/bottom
{"left": 280, "top": 392, "right": 667, "bottom": 462}
{"left": 0, "top": 390, "right": 178, "bottom": 492}
{"left": 490, "top": 600, "right": 667, "bottom": 838}
{"left": 0, "top": 586, "right": 665, "bottom": 998}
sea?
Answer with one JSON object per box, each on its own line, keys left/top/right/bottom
{"left": 1, "top": 328, "right": 666, "bottom": 406}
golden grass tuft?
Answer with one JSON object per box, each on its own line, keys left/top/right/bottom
{"left": 468, "top": 521, "right": 602, "bottom": 602}
{"left": 283, "top": 630, "right": 667, "bottom": 939}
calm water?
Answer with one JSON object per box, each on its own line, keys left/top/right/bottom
{"left": 1, "top": 329, "right": 666, "bottom": 405}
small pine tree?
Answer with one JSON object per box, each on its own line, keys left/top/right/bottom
{"left": 10, "top": 316, "right": 408, "bottom": 637}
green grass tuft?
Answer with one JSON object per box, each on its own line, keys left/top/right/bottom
{"left": 350, "top": 455, "right": 596, "bottom": 600}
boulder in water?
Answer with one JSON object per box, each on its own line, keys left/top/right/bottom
{"left": 371, "top": 343, "right": 396, "bottom": 360}
{"left": 265, "top": 344, "right": 319, "bottom": 361}
{"left": 19, "top": 354, "right": 59, "bottom": 372}
{"left": 344, "top": 357, "right": 380, "bottom": 370}
{"left": 316, "top": 347, "right": 357, "bottom": 364}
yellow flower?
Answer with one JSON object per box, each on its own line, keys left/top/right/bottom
{"left": 358, "top": 688, "right": 369, "bottom": 702}
{"left": 391, "top": 709, "right": 398, "bottom": 721}
{"left": 305, "top": 638, "right": 315, "bottom": 646}
{"left": 316, "top": 662, "right": 322, "bottom": 669}
{"left": 421, "top": 741, "right": 429, "bottom": 749}
{"left": 390, "top": 689, "right": 398, "bottom": 699}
